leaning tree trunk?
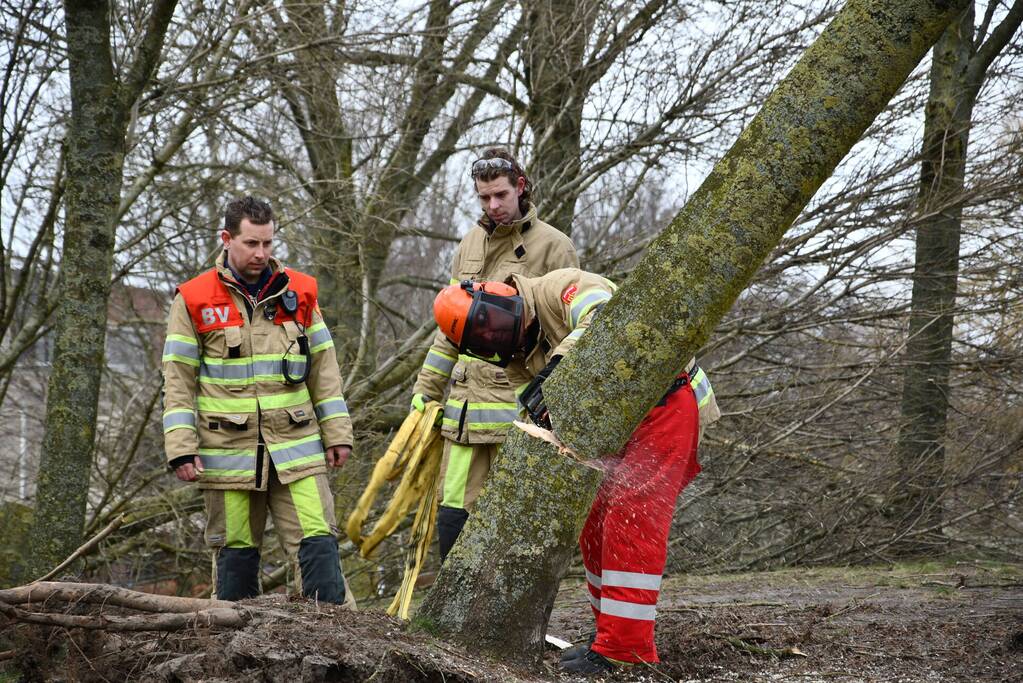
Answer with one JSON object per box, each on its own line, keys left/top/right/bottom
{"left": 23, "top": 0, "right": 177, "bottom": 580}
{"left": 892, "top": 0, "right": 1023, "bottom": 552}
{"left": 418, "top": 0, "right": 968, "bottom": 666}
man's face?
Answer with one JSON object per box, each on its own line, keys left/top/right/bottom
{"left": 222, "top": 218, "right": 273, "bottom": 284}
{"left": 475, "top": 174, "right": 525, "bottom": 226}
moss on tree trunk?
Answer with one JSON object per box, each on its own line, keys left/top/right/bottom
{"left": 418, "top": 0, "right": 967, "bottom": 667}
{"left": 23, "top": 0, "right": 176, "bottom": 580}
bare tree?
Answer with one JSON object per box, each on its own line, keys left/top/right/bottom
{"left": 23, "top": 0, "right": 178, "bottom": 578}
{"left": 893, "top": 0, "right": 1023, "bottom": 549}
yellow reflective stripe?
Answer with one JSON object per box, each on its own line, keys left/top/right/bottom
{"left": 569, "top": 288, "right": 612, "bottom": 328}
{"left": 423, "top": 349, "right": 457, "bottom": 377}
{"left": 690, "top": 367, "right": 714, "bottom": 408}
{"left": 287, "top": 475, "right": 330, "bottom": 537}
{"left": 441, "top": 443, "right": 474, "bottom": 509}
{"left": 258, "top": 387, "right": 311, "bottom": 410}
{"left": 449, "top": 277, "right": 460, "bottom": 285}
{"left": 197, "top": 396, "right": 258, "bottom": 413}
{"left": 224, "top": 490, "right": 254, "bottom": 548}
{"left": 163, "top": 354, "right": 200, "bottom": 367}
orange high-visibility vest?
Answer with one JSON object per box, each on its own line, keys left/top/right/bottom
{"left": 177, "top": 268, "right": 318, "bottom": 333}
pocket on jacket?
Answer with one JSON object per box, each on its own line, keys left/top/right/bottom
{"left": 451, "top": 362, "right": 468, "bottom": 384}
{"left": 197, "top": 412, "right": 253, "bottom": 449}
{"left": 459, "top": 258, "right": 483, "bottom": 280}
{"left": 268, "top": 401, "right": 319, "bottom": 440}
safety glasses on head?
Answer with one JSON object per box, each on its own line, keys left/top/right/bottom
{"left": 470, "top": 157, "right": 515, "bottom": 179}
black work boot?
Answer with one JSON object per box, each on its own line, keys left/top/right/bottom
{"left": 559, "top": 635, "right": 596, "bottom": 663}
{"left": 436, "top": 506, "right": 469, "bottom": 562}
{"left": 215, "top": 547, "right": 261, "bottom": 600}
{"left": 560, "top": 648, "right": 628, "bottom": 676}
{"left": 298, "top": 535, "right": 345, "bottom": 604}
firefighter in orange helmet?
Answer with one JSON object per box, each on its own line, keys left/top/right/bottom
{"left": 433, "top": 269, "right": 720, "bottom": 676}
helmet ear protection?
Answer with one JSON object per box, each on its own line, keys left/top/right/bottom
{"left": 433, "top": 280, "right": 524, "bottom": 367}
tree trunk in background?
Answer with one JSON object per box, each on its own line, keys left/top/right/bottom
{"left": 279, "top": 1, "right": 361, "bottom": 345}
{"left": 523, "top": 0, "right": 599, "bottom": 234}
{"left": 893, "top": 0, "right": 1023, "bottom": 551}
{"left": 418, "top": 0, "right": 967, "bottom": 666}
{"left": 22, "top": 0, "right": 177, "bottom": 580}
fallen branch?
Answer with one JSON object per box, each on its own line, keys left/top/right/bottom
{"left": 711, "top": 633, "right": 807, "bottom": 659}
{"left": 0, "top": 600, "right": 248, "bottom": 632}
{"left": 660, "top": 600, "right": 786, "bottom": 612}
{"left": 0, "top": 581, "right": 235, "bottom": 613}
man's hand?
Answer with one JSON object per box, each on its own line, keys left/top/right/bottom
{"left": 326, "top": 445, "right": 352, "bottom": 468}
{"left": 175, "top": 456, "right": 204, "bottom": 482}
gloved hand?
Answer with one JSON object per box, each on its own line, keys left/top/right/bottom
{"left": 518, "top": 356, "right": 561, "bottom": 430}
{"left": 410, "top": 393, "right": 434, "bottom": 412}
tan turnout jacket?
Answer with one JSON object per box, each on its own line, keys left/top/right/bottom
{"left": 162, "top": 253, "right": 353, "bottom": 490}
{"left": 412, "top": 204, "right": 577, "bottom": 443}
{"left": 507, "top": 268, "right": 722, "bottom": 428}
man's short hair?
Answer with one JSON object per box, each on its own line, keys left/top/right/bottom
{"left": 224, "top": 196, "right": 274, "bottom": 236}
{"left": 472, "top": 147, "right": 532, "bottom": 212}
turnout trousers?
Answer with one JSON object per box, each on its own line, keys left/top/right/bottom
{"left": 203, "top": 464, "right": 346, "bottom": 603}
{"left": 435, "top": 440, "right": 499, "bottom": 561}
{"left": 580, "top": 378, "right": 701, "bottom": 664}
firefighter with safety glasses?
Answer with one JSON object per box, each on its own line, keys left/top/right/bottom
{"left": 432, "top": 268, "right": 720, "bottom": 675}
{"left": 410, "top": 148, "right": 578, "bottom": 562}
{"left": 162, "top": 196, "right": 353, "bottom": 604}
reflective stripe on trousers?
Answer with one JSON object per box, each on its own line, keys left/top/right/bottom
{"left": 579, "top": 382, "right": 700, "bottom": 664}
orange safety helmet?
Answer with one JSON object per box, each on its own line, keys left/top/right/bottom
{"left": 433, "top": 280, "right": 523, "bottom": 366}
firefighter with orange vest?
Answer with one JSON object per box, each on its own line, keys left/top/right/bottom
{"left": 410, "top": 148, "right": 577, "bottom": 561}
{"left": 432, "top": 269, "right": 720, "bottom": 675}
{"left": 162, "top": 196, "right": 353, "bottom": 603}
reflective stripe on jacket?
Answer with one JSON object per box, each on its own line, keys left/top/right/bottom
{"left": 162, "top": 252, "right": 353, "bottom": 490}
{"left": 412, "top": 203, "right": 578, "bottom": 443}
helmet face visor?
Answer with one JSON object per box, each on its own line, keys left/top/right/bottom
{"left": 461, "top": 291, "right": 524, "bottom": 366}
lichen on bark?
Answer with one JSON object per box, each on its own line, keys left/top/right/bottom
{"left": 544, "top": 0, "right": 970, "bottom": 458}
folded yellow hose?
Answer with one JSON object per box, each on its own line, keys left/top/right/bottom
{"left": 345, "top": 403, "right": 444, "bottom": 618}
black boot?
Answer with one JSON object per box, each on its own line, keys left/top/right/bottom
{"left": 560, "top": 648, "right": 628, "bottom": 676}
{"left": 559, "top": 635, "right": 596, "bottom": 663}
{"left": 298, "top": 535, "right": 345, "bottom": 604}
{"left": 436, "top": 505, "right": 469, "bottom": 562}
{"left": 216, "top": 547, "right": 261, "bottom": 600}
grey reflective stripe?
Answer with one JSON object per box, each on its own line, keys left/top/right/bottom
{"left": 200, "top": 361, "right": 252, "bottom": 381}
{"left": 602, "top": 569, "right": 662, "bottom": 591}
{"left": 690, "top": 368, "right": 713, "bottom": 407}
{"left": 588, "top": 592, "right": 601, "bottom": 611}
{"left": 164, "top": 339, "right": 199, "bottom": 360}
{"left": 308, "top": 325, "right": 332, "bottom": 350}
{"left": 198, "top": 454, "right": 256, "bottom": 471}
{"left": 465, "top": 407, "right": 519, "bottom": 424}
{"left": 570, "top": 290, "right": 612, "bottom": 327}
{"left": 424, "top": 350, "right": 456, "bottom": 377}
{"left": 586, "top": 568, "right": 602, "bottom": 589}
{"left": 315, "top": 397, "right": 349, "bottom": 421}
{"left": 443, "top": 402, "right": 463, "bottom": 424}
{"left": 566, "top": 327, "right": 586, "bottom": 342}
{"left": 600, "top": 597, "right": 657, "bottom": 621}
{"left": 269, "top": 437, "right": 324, "bottom": 466}
{"left": 252, "top": 358, "right": 283, "bottom": 376}
{"left": 163, "top": 411, "right": 196, "bottom": 430}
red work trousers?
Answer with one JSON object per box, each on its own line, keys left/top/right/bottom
{"left": 580, "top": 379, "right": 700, "bottom": 664}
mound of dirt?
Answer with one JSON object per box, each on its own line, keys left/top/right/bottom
{"left": 2, "top": 563, "right": 1019, "bottom": 682}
